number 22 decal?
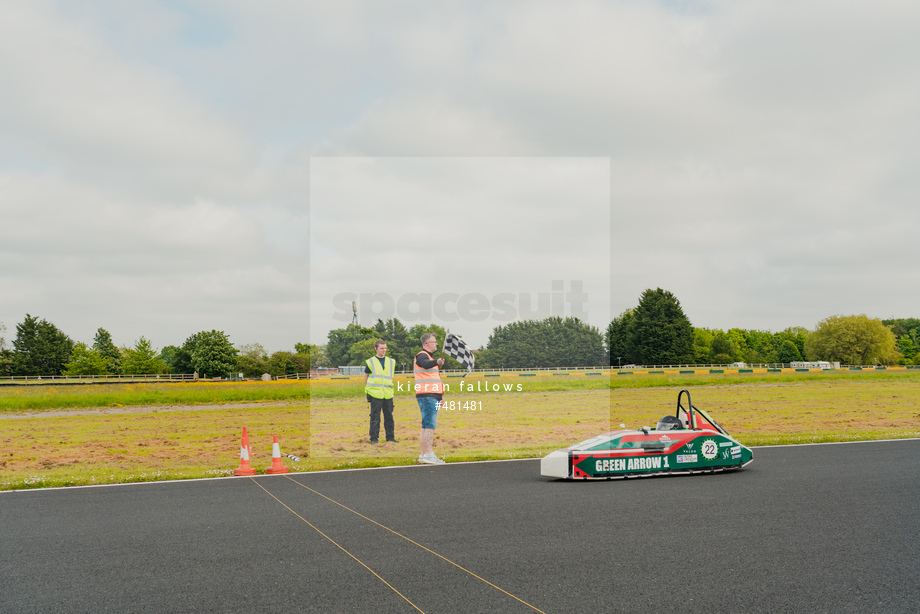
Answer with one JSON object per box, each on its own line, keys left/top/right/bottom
{"left": 701, "top": 439, "right": 718, "bottom": 460}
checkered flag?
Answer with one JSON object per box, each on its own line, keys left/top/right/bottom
{"left": 443, "top": 332, "right": 475, "bottom": 376}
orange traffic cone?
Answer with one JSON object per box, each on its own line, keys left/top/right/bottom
{"left": 265, "top": 435, "right": 289, "bottom": 474}
{"left": 233, "top": 427, "right": 257, "bottom": 476}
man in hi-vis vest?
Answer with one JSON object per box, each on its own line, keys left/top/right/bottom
{"left": 364, "top": 340, "right": 397, "bottom": 444}
{"left": 415, "top": 332, "right": 445, "bottom": 464}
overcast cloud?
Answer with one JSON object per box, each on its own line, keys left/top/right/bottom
{"left": 1, "top": 0, "right": 918, "bottom": 354}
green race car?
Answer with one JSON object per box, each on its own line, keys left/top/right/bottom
{"left": 542, "top": 389, "right": 753, "bottom": 479}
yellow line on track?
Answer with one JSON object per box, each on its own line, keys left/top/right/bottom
{"left": 249, "top": 477, "right": 424, "bottom": 613}
{"left": 283, "top": 474, "right": 548, "bottom": 614}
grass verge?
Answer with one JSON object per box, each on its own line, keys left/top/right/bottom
{"left": 0, "top": 380, "right": 311, "bottom": 413}
{"left": 2, "top": 371, "right": 918, "bottom": 490}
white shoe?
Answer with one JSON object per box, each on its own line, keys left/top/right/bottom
{"left": 418, "top": 453, "right": 445, "bottom": 464}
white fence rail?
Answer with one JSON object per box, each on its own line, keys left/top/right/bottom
{"left": 297, "top": 362, "right": 918, "bottom": 379}
{"left": 283, "top": 365, "right": 613, "bottom": 380}
{"left": 2, "top": 363, "right": 913, "bottom": 385}
{"left": 0, "top": 373, "right": 196, "bottom": 384}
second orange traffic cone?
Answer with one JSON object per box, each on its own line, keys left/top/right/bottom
{"left": 233, "top": 427, "right": 257, "bottom": 476}
{"left": 265, "top": 435, "right": 289, "bottom": 474}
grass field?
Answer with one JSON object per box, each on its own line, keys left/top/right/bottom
{"left": 0, "top": 380, "right": 311, "bottom": 412}
{"left": 2, "top": 370, "right": 919, "bottom": 490}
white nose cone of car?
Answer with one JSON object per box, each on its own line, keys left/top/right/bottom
{"left": 540, "top": 449, "right": 569, "bottom": 478}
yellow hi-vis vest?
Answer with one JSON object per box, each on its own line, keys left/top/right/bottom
{"left": 413, "top": 350, "right": 444, "bottom": 395}
{"left": 365, "top": 356, "right": 396, "bottom": 399}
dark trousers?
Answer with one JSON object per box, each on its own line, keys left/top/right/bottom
{"left": 368, "top": 396, "right": 395, "bottom": 441}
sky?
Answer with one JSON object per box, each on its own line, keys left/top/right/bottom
{"left": 2, "top": 0, "right": 918, "bottom": 354}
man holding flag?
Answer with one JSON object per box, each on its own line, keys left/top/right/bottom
{"left": 413, "top": 331, "right": 475, "bottom": 464}
{"left": 414, "top": 333, "right": 445, "bottom": 464}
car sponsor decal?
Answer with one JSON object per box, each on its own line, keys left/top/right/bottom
{"left": 573, "top": 453, "right": 673, "bottom": 476}
{"left": 676, "top": 454, "right": 698, "bottom": 463}
{"left": 700, "top": 438, "right": 719, "bottom": 460}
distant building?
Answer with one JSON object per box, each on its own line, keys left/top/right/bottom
{"left": 790, "top": 361, "right": 837, "bottom": 369}
{"left": 309, "top": 367, "right": 340, "bottom": 377}
{"left": 338, "top": 365, "right": 366, "bottom": 376}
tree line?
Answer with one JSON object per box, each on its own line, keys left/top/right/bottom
{"left": 321, "top": 316, "right": 606, "bottom": 371}
{"left": 2, "top": 293, "right": 917, "bottom": 377}
{"left": 606, "top": 289, "right": 810, "bottom": 365}
{"left": 0, "top": 316, "right": 252, "bottom": 379}
{"left": 606, "top": 289, "right": 919, "bottom": 366}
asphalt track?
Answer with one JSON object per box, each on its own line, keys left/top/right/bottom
{"left": 2, "top": 439, "right": 919, "bottom": 613}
